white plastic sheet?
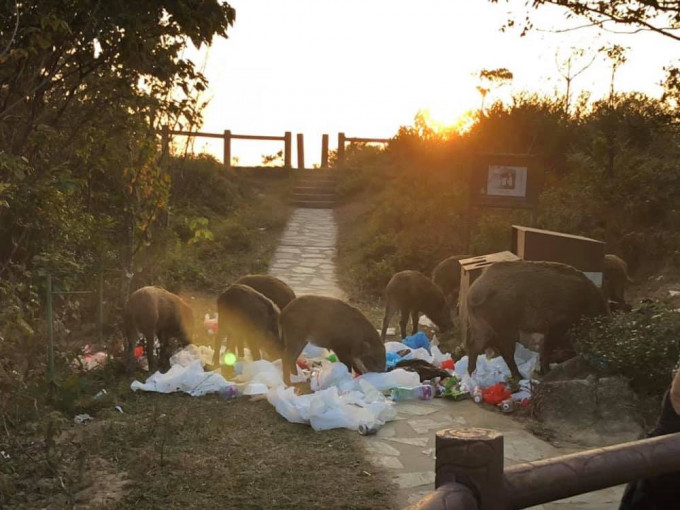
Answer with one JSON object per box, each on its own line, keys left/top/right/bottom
{"left": 454, "top": 343, "right": 539, "bottom": 389}
{"left": 267, "top": 382, "right": 397, "bottom": 432}
{"left": 131, "top": 360, "right": 236, "bottom": 397}
{"left": 169, "top": 344, "right": 214, "bottom": 367}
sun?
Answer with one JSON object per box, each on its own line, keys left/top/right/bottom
{"left": 418, "top": 106, "right": 478, "bottom": 135}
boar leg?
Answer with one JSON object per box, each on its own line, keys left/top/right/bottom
{"left": 468, "top": 350, "right": 479, "bottom": 376}
{"left": 144, "top": 330, "right": 157, "bottom": 373}
{"left": 352, "top": 358, "right": 368, "bottom": 375}
{"left": 381, "top": 302, "right": 397, "bottom": 341}
{"left": 212, "top": 335, "right": 222, "bottom": 368}
{"left": 158, "top": 333, "right": 170, "bottom": 373}
{"left": 497, "top": 340, "right": 522, "bottom": 380}
{"left": 281, "top": 329, "right": 306, "bottom": 386}
{"left": 399, "top": 308, "right": 409, "bottom": 339}
{"left": 410, "top": 311, "right": 419, "bottom": 335}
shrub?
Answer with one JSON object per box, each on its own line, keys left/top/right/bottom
{"left": 571, "top": 301, "right": 680, "bottom": 395}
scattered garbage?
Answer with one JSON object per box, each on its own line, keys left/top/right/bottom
{"left": 0, "top": 451, "right": 10, "bottom": 460}
{"left": 131, "top": 359, "right": 237, "bottom": 397}
{"left": 403, "top": 332, "right": 431, "bottom": 353}
{"left": 357, "top": 424, "right": 379, "bottom": 436}
{"left": 74, "top": 414, "right": 93, "bottom": 425}
{"left": 94, "top": 389, "right": 108, "bottom": 399}
{"left": 114, "top": 406, "right": 124, "bottom": 413}
{"left": 500, "top": 398, "right": 515, "bottom": 413}
{"left": 204, "top": 313, "right": 218, "bottom": 335}
{"left": 669, "top": 290, "right": 680, "bottom": 297}
{"left": 218, "top": 385, "right": 239, "bottom": 400}
{"left": 169, "top": 344, "right": 214, "bottom": 367}
{"left": 481, "top": 383, "right": 512, "bottom": 406}
{"left": 73, "top": 351, "right": 107, "bottom": 371}
{"left": 454, "top": 343, "right": 539, "bottom": 388}
{"left": 390, "top": 385, "right": 434, "bottom": 401}
{"left": 472, "top": 387, "right": 483, "bottom": 404}
{"left": 393, "top": 359, "right": 450, "bottom": 382}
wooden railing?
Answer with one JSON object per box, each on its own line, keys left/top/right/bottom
{"left": 407, "top": 428, "right": 680, "bottom": 509}
{"left": 162, "top": 126, "right": 292, "bottom": 169}
{"left": 162, "top": 127, "right": 392, "bottom": 169}
{"left": 336, "top": 132, "right": 391, "bottom": 166}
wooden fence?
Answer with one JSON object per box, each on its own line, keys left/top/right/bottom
{"left": 162, "top": 127, "right": 392, "bottom": 169}
{"left": 407, "top": 428, "right": 680, "bottom": 509}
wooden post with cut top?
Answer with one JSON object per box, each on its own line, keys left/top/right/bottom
{"left": 337, "top": 132, "right": 346, "bottom": 166}
{"left": 223, "top": 130, "right": 232, "bottom": 169}
{"left": 321, "top": 134, "right": 329, "bottom": 168}
{"left": 297, "top": 133, "right": 305, "bottom": 169}
{"left": 284, "top": 131, "right": 292, "bottom": 168}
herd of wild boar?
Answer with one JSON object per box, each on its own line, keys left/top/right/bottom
{"left": 123, "top": 253, "right": 632, "bottom": 380}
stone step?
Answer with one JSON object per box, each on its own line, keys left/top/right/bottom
{"left": 293, "top": 192, "right": 336, "bottom": 200}
{"left": 292, "top": 199, "right": 336, "bottom": 208}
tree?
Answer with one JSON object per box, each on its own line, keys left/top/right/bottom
{"left": 491, "top": 0, "right": 680, "bottom": 42}
{"left": 554, "top": 47, "right": 598, "bottom": 113}
{"left": 476, "top": 68, "right": 514, "bottom": 113}
{"left": 601, "top": 44, "right": 629, "bottom": 102}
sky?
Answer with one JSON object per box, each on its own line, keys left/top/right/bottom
{"left": 181, "top": 0, "right": 680, "bottom": 167}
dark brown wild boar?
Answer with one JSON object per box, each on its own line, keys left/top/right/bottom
{"left": 466, "top": 261, "right": 608, "bottom": 377}
{"left": 215, "top": 284, "right": 282, "bottom": 367}
{"left": 431, "top": 254, "right": 472, "bottom": 311}
{"left": 602, "top": 254, "right": 633, "bottom": 311}
{"left": 235, "top": 274, "right": 296, "bottom": 311}
{"left": 124, "top": 286, "right": 194, "bottom": 373}
{"left": 381, "top": 270, "right": 454, "bottom": 341}
{"left": 279, "top": 295, "right": 386, "bottom": 385}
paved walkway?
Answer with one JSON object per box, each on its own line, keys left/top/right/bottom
{"left": 268, "top": 209, "right": 345, "bottom": 299}
{"left": 268, "top": 208, "right": 624, "bottom": 510}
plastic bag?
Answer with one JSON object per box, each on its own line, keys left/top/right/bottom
{"left": 310, "top": 361, "right": 354, "bottom": 392}
{"left": 355, "top": 369, "right": 420, "bottom": 391}
{"left": 170, "top": 344, "right": 214, "bottom": 367}
{"left": 403, "top": 332, "right": 431, "bottom": 353}
{"left": 454, "top": 342, "right": 539, "bottom": 389}
{"left": 131, "top": 360, "right": 236, "bottom": 397}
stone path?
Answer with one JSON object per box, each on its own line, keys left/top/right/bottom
{"left": 268, "top": 208, "right": 625, "bottom": 510}
{"left": 268, "top": 209, "right": 345, "bottom": 299}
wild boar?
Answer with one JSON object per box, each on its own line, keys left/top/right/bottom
{"left": 214, "top": 283, "right": 283, "bottom": 366}
{"left": 431, "top": 254, "right": 472, "bottom": 311}
{"left": 235, "top": 274, "right": 296, "bottom": 311}
{"left": 124, "top": 286, "right": 194, "bottom": 373}
{"left": 602, "top": 254, "right": 633, "bottom": 311}
{"left": 381, "top": 270, "right": 454, "bottom": 341}
{"left": 466, "top": 261, "right": 608, "bottom": 377}
{"left": 279, "top": 295, "right": 386, "bottom": 385}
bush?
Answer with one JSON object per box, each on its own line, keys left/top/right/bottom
{"left": 571, "top": 301, "right": 680, "bottom": 395}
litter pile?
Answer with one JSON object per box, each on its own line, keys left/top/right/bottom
{"left": 128, "top": 332, "right": 540, "bottom": 433}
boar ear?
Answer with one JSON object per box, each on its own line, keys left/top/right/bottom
{"left": 352, "top": 358, "right": 368, "bottom": 374}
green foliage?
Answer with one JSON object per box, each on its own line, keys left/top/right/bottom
{"left": 572, "top": 302, "right": 680, "bottom": 395}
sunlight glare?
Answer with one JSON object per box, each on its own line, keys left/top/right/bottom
{"left": 222, "top": 352, "right": 237, "bottom": 366}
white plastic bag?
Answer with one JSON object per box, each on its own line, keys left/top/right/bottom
{"left": 454, "top": 342, "right": 540, "bottom": 389}
{"left": 310, "top": 361, "right": 354, "bottom": 392}
{"left": 355, "top": 369, "right": 420, "bottom": 391}
{"left": 131, "top": 360, "right": 235, "bottom": 397}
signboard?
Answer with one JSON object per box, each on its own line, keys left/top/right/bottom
{"left": 469, "top": 154, "right": 541, "bottom": 208}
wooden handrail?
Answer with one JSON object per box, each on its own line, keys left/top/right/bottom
{"left": 407, "top": 429, "right": 680, "bottom": 510}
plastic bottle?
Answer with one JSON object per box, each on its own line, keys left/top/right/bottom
{"left": 390, "top": 385, "right": 434, "bottom": 401}
{"left": 472, "top": 386, "right": 483, "bottom": 404}
{"left": 218, "top": 385, "right": 239, "bottom": 400}
{"left": 500, "top": 398, "right": 515, "bottom": 413}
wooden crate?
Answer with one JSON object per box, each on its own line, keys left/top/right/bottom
{"left": 458, "top": 251, "right": 520, "bottom": 345}
{"left": 511, "top": 225, "right": 605, "bottom": 287}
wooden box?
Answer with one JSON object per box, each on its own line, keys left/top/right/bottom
{"left": 511, "top": 225, "right": 605, "bottom": 287}
{"left": 458, "top": 251, "right": 520, "bottom": 345}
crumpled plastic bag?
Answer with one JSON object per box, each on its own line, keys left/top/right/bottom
{"left": 454, "top": 343, "right": 539, "bottom": 389}
{"left": 482, "top": 383, "right": 512, "bottom": 405}
{"left": 131, "top": 360, "right": 235, "bottom": 396}
{"left": 355, "top": 369, "right": 420, "bottom": 391}
{"left": 403, "top": 332, "right": 431, "bottom": 353}
{"left": 310, "top": 361, "right": 355, "bottom": 392}
{"left": 170, "top": 344, "right": 214, "bottom": 367}
{"left": 267, "top": 382, "right": 396, "bottom": 432}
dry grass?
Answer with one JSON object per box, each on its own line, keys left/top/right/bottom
{"left": 1, "top": 380, "right": 394, "bottom": 510}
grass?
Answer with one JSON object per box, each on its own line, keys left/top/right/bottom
{"left": 1, "top": 371, "right": 393, "bottom": 510}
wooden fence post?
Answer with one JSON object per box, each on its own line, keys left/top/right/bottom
{"left": 297, "top": 133, "right": 305, "bottom": 169}
{"left": 337, "top": 132, "right": 346, "bottom": 166}
{"left": 435, "top": 428, "right": 504, "bottom": 510}
{"left": 223, "top": 130, "right": 232, "bottom": 169}
{"left": 321, "top": 134, "right": 329, "bottom": 168}
{"left": 284, "top": 131, "right": 292, "bottom": 168}
{"left": 161, "top": 125, "right": 170, "bottom": 160}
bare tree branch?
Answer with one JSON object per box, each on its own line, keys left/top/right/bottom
{"left": 0, "top": 0, "right": 20, "bottom": 59}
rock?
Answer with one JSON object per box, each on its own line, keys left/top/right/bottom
{"left": 596, "top": 377, "right": 641, "bottom": 435}
{"left": 540, "top": 378, "right": 598, "bottom": 424}
{"left": 542, "top": 355, "right": 596, "bottom": 382}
